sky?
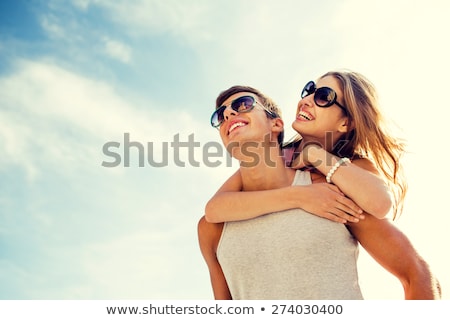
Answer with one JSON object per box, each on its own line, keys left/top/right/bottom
{"left": 0, "top": 0, "right": 449, "bottom": 300}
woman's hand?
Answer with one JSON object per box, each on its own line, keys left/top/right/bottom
{"left": 296, "top": 183, "right": 365, "bottom": 223}
{"left": 290, "top": 143, "right": 322, "bottom": 170}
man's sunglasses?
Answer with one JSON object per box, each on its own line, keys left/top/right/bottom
{"left": 210, "top": 95, "right": 274, "bottom": 128}
{"left": 301, "top": 81, "right": 347, "bottom": 112}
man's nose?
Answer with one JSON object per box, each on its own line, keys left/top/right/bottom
{"left": 223, "top": 105, "right": 237, "bottom": 121}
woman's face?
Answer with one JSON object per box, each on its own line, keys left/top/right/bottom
{"left": 292, "top": 75, "right": 349, "bottom": 144}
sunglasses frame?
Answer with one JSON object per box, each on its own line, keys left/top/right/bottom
{"left": 301, "top": 81, "right": 347, "bottom": 113}
{"left": 210, "top": 95, "right": 271, "bottom": 128}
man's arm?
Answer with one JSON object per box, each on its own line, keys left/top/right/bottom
{"left": 347, "top": 215, "right": 441, "bottom": 299}
{"left": 197, "top": 216, "right": 232, "bottom": 299}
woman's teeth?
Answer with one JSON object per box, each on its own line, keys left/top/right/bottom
{"left": 298, "top": 111, "right": 312, "bottom": 120}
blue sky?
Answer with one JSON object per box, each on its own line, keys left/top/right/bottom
{"left": 0, "top": 0, "right": 449, "bottom": 299}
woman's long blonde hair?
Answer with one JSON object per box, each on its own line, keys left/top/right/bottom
{"left": 324, "top": 70, "right": 407, "bottom": 219}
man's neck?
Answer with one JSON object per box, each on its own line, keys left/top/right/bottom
{"left": 239, "top": 148, "right": 293, "bottom": 191}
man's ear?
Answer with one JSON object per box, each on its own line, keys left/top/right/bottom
{"left": 272, "top": 117, "right": 284, "bottom": 133}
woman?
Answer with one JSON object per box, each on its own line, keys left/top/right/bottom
{"left": 286, "top": 70, "right": 406, "bottom": 220}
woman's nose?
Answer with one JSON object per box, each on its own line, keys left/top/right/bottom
{"left": 300, "top": 94, "right": 314, "bottom": 108}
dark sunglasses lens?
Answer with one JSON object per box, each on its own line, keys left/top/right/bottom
{"left": 314, "top": 87, "right": 335, "bottom": 107}
{"left": 211, "top": 96, "right": 256, "bottom": 127}
{"left": 301, "top": 81, "right": 315, "bottom": 98}
{"left": 231, "top": 96, "right": 255, "bottom": 112}
{"left": 211, "top": 106, "right": 225, "bottom": 127}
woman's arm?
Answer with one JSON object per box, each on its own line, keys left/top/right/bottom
{"left": 298, "top": 144, "right": 393, "bottom": 218}
{"left": 205, "top": 169, "right": 363, "bottom": 224}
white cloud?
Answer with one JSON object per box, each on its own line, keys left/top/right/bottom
{"left": 91, "top": 0, "right": 211, "bottom": 40}
{"left": 102, "top": 37, "right": 132, "bottom": 63}
{"left": 40, "top": 14, "right": 66, "bottom": 39}
{"left": 71, "top": 0, "right": 91, "bottom": 11}
{"left": 0, "top": 59, "right": 205, "bottom": 178}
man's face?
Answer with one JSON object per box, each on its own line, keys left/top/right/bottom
{"left": 216, "top": 92, "right": 277, "bottom": 161}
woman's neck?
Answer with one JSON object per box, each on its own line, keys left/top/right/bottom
{"left": 297, "top": 133, "right": 337, "bottom": 153}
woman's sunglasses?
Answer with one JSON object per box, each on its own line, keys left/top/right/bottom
{"left": 210, "top": 95, "right": 274, "bottom": 128}
{"left": 301, "top": 81, "right": 347, "bottom": 113}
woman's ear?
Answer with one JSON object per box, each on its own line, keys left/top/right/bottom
{"left": 337, "top": 117, "right": 352, "bottom": 133}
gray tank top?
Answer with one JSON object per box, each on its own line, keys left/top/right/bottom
{"left": 217, "top": 170, "right": 363, "bottom": 300}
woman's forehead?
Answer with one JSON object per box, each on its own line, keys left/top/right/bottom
{"left": 317, "top": 75, "right": 337, "bottom": 87}
{"left": 317, "top": 76, "right": 342, "bottom": 93}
